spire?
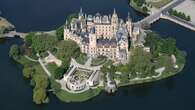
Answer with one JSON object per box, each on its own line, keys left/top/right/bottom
{"left": 127, "top": 12, "right": 132, "bottom": 21}
{"left": 80, "top": 7, "right": 83, "bottom": 14}
{"left": 113, "top": 8, "right": 116, "bottom": 14}
{"left": 128, "top": 12, "right": 130, "bottom": 18}
{"left": 64, "top": 20, "right": 68, "bottom": 29}
{"left": 79, "top": 7, "right": 83, "bottom": 17}
{"left": 65, "top": 20, "right": 68, "bottom": 26}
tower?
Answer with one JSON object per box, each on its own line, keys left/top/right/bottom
{"left": 89, "top": 32, "right": 97, "bottom": 57}
{"left": 111, "top": 9, "right": 119, "bottom": 35}
{"left": 111, "top": 9, "right": 118, "bottom": 25}
{"left": 79, "top": 8, "right": 84, "bottom": 20}
{"left": 126, "top": 12, "right": 132, "bottom": 37}
{"left": 64, "top": 20, "right": 70, "bottom": 40}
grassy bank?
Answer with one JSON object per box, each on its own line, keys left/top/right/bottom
{"left": 118, "top": 64, "right": 185, "bottom": 87}
{"left": 55, "top": 88, "right": 102, "bottom": 102}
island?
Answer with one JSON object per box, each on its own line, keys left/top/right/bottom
{"left": 8, "top": 8, "right": 186, "bottom": 104}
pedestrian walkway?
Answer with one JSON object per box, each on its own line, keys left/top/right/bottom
{"left": 38, "top": 58, "right": 51, "bottom": 77}
{"left": 24, "top": 55, "right": 38, "bottom": 62}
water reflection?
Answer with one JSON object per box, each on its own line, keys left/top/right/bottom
{"left": 119, "top": 84, "right": 153, "bottom": 97}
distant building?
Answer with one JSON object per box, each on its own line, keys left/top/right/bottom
{"left": 64, "top": 8, "right": 140, "bottom": 62}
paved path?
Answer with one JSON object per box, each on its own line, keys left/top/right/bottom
{"left": 84, "top": 57, "right": 92, "bottom": 66}
{"left": 44, "top": 51, "right": 62, "bottom": 67}
{"left": 24, "top": 55, "right": 38, "bottom": 62}
{"left": 3, "top": 31, "right": 27, "bottom": 38}
{"left": 3, "top": 30, "right": 56, "bottom": 39}
{"left": 130, "top": 68, "right": 164, "bottom": 82}
{"left": 38, "top": 58, "right": 52, "bottom": 77}
{"left": 71, "top": 58, "right": 102, "bottom": 71}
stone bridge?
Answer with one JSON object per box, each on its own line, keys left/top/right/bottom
{"left": 3, "top": 31, "right": 27, "bottom": 38}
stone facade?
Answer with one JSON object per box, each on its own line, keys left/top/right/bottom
{"left": 64, "top": 8, "right": 139, "bottom": 62}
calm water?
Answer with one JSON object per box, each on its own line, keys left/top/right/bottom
{"left": 0, "top": 0, "right": 144, "bottom": 32}
{"left": 0, "top": 0, "right": 195, "bottom": 110}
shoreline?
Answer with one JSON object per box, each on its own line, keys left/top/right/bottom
{"left": 13, "top": 54, "right": 185, "bottom": 103}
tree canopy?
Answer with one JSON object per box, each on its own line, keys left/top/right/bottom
{"left": 54, "top": 67, "right": 65, "bottom": 79}
{"left": 32, "top": 73, "right": 49, "bottom": 104}
{"left": 24, "top": 32, "right": 35, "bottom": 46}
{"left": 54, "top": 40, "right": 81, "bottom": 70}
{"left": 31, "top": 34, "right": 58, "bottom": 53}
{"left": 145, "top": 32, "right": 178, "bottom": 56}
{"left": 56, "top": 25, "right": 64, "bottom": 40}
{"left": 9, "top": 44, "right": 20, "bottom": 60}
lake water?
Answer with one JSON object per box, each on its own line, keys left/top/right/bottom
{"left": 0, "top": 0, "right": 195, "bottom": 110}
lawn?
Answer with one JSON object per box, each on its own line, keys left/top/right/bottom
{"left": 55, "top": 88, "right": 102, "bottom": 102}
{"left": 91, "top": 56, "right": 107, "bottom": 66}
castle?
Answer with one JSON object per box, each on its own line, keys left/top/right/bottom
{"left": 64, "top": 8, "right": 140, "bottom": 62}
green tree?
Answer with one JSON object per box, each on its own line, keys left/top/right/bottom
{"left": 56, "top": 25, "right": 64, "bottom": 40}
{"left": 101, "top": 65, "right": 109, "bottom": 74}
{"left": 55, "top": 40, "right": 81, "bottom": 71}
{"left": 54, "top": 67, "right": 65, "bottom": 79}
{"left": 160, "top": 38, "right": 177, "bottom": 55}
{"left": 9, "top": 44, "right": 20, "bottom": 60}
{"left": 32, "top": 73, "right": 49, "bottom": 104}
{"left": 24, "top": 33, "right": 35, "bottom": 46}
{"left": 33, "top": 73, "right": 48, "bottom": 89}
{"left": 142, "top": 6, "right": 148, "bottom": 13}
{"left": 31, "top": 34, "right": 58, "bottom": 53}
{"left": 33, "top": 88, "right": 47, "bottom": 104}
{"left": 23, "top": 66, "right": 35, "bottom": 79}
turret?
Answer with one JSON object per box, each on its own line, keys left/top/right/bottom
{"left": 64, "top": 20, "right": 70, "bottom": 40}
{"left": 65, "top": 20, "right": 69, "bottom": 29}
